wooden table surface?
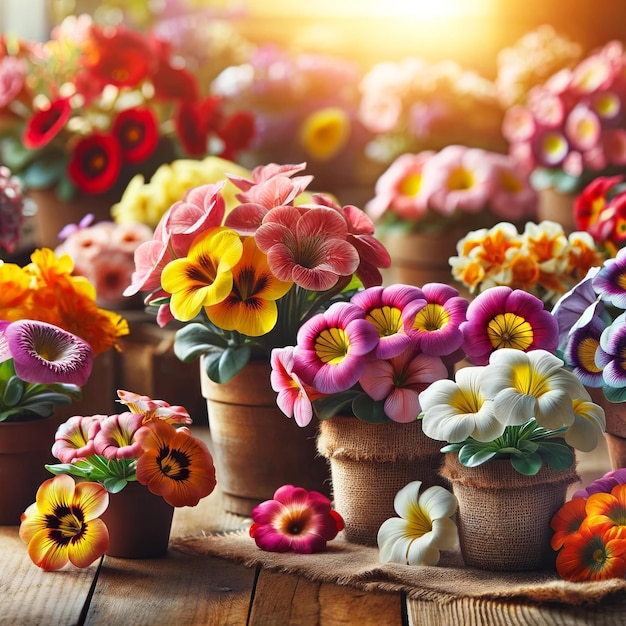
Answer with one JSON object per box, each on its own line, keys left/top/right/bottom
{"left": 1, "top": 423, "right": 624, "bottom": 626}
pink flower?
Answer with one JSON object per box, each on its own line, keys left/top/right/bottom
{"left": 292, "top": 302, "right": 379, "bottom": 394}
{"left": 250, "top": 485, "right": 344, "bottom": 553}
{"left": 0, "top": 56, "right": 26, "bottom": 108}
{"left": 360, "top": 348, "right": 448, "bottom": 423}
{"left": 93, "top": 412, "right": 145, "bottom": 460}
{"left": 350, "top": 284, "right": 425, "bottom": 359}
{"left": 365, "top": 152, "right": 434, "bottom": 222}
{"left": 270, "top": 347, "right": 322, "bottom": 427}
{"left": 255, "top": 205, "right": 359, "bottom": 291}
{"left": 116, "top": 389, "right": 192, "bottom": 425}
{"left": 51, "top": 415, "right": 104, "bottom": 463}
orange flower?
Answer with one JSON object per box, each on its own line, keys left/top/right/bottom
{"left": 551, "top": 497, "right": 588, "bottom": 550}
{"left": 556, "top": 522, "right": 626, "bottom": 582}
{"left": 135, "top": 421, "right": 216, "bottom": 507}
{"left": 585, "top": 483, "right": 626, "bottom": 527}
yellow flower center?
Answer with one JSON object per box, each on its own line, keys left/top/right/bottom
{"left": 366, "top": 306, "right": 402, "bottom": 337}
{"left": 47, "top": 504, "right": 86, "bottom": 544}
{"left": 487, "top": 313, "right": 533, "bottom": 351}
{"left": 407, "top": 506, "right": 432, "bottom": 537}
{"left": 446, "top": 167, "right": 474, "bottom": 191}
{"left": 157, "top": 446, "right": 191, "bottom": 481}
{"left": 278, "top": 507, "right": 312, "bottom": 536}
{"left": 511, "top": 361, "right": 549, "bottom": 396}
{"left": 592, "top": 548, "right": 606, "bottom": 564}
{"left": 315, "top": 328, "right": 349, "bottom": 364}
{"left": 577, "top": 337, "right": 603, "bottom": 373}
{"left": 412, "top": 303, "right": 450, "bottom": 332}
{"left": 398, "top": 173, "right": 423, "bottom": 197}
{"left": 499, "top": 169, "right": 524, "bottom": 194}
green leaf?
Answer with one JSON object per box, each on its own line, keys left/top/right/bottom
{"left": 103, "top": 477, "right": 129, "bottom": 494}
{"left": 45, "top": 463, "right": 92, "bottom": 479}
{"left": 204, "top": 346, "right": 251, "bottom": 384}
{"left": 2, "top": 375, "right": 24, "bottom": 407}
{"left": 458, "top": 442, "right": 498, "bottom": 467}
{"left": 510, "top": 452, "right": 543, "bottom": 475}
{"left": 174, "top": 323, "right": 228, "bottom": 362}
{"left": 603, "top": 385, "right": 626, "bottom": 403}
{"left": 351, "top": 394, "right": 391, "bottom": 424}
{"left": 21, "top": 153, "right": 67, "bottom": 189}
{"left": 538, "top": 441, "right": 575, "bottom": 470}
{"left": 440, "top": 443, "right": 463, "bottom": 454}
{"left": 313, "top": 390, "right": 361, "bottom": 421}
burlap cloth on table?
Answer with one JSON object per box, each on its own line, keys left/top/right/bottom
{"left": 170, "top": 530, "right": 626, "bottom": 607}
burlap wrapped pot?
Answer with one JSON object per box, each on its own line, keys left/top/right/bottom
{"left": 441, "top": 454, "right": 579, "bottom": 572}
{"left": 317, "top": 416, "right": 447, "bottom": 546}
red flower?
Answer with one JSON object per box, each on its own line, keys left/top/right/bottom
{"left": 574, "top": 175, "right": 624, "bottom": 232}
{"left": 152, "top": 63, "right": 199, "bottom": 102}
{"left": 86, "top": 24, "right": 151, "bottom": 88}
{"left": 23, "top": 97, "right": 71, "bottom": 149}
{"left": 218, "top": 111, "right": 256, "bottom": 160}
{"left": 174, "top": 97, "right": 224, "bottom": 157}
{"left": 68, "top": 133, "right": 122, "bottom": 194}
{"left": 112, "top": 107, "right": 159, "bottom": 164}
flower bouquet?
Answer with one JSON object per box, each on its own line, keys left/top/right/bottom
{"left": 0, "top": 14, "right": 255, "bottom": 200}
{"left": 552, "top": 247, "right": 626, "bottom": 468}
{"left": 364, "top": 145, "right": 539, "bottom": 287}
{"left": 125, "top": 161, "right": 390, "bottom": 514}
{"left": 502, "top": 39, "right": 626, "bottom": 196}
{"left": 0, "top": 164, "right": 29, "bottom": 255}
{"left": 20, "top": 389, "right": 216, "bottom": 567}
{"left": 450, "top": 220, "right": 605, "bottom": 306}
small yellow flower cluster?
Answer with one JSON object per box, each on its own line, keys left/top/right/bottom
{"left": 450, "top": 221, "right": 606, "bottom": 305}
{"left": 111, "top": 156, "right": 251, "bottom": 229}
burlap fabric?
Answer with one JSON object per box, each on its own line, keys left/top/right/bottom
{"left": 317, "top": 417, "right": 446, "bottom": 546}
{"left": 440, "top": 454, "right": 579, "bottom": 572}
{"left": 587, "top": 389, "right": 626, "bottom": 469}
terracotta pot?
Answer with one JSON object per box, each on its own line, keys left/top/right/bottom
{"left": 27, "top": 187, "right": 116, "bottom": 250}
{"left": 317, "top": 416, "right": 447, "bottom": 546}
{"left": 0, "top": 415, "right": 60, "bottom": 525}
{"left": 441, "top": 454, "right": 579, "bottom": 571}
{"left": 100, "top": 482, "right": 174, "bottom": 558}
{"left": 200, "top": 359, "right": 330, "bottom": 517}
{"left": 536, "top": 188, "right": 577, "bottom": 234}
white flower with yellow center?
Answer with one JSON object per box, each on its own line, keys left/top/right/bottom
{"left": 377, "top": 481, "right": 458, "bottom": 566}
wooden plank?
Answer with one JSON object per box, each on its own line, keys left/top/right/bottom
{"left": 0, "top": 526, "right": 98, "bottom": 626}
{"left": 84, "top": 551, "right": 255, "bottom": 626}
{"left": 248, "top": 569, "right": 403, "bottom": 626}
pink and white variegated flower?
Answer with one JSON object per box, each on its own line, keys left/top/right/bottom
{"left": 116, "top": 389, "right": 192, "bottom": 425}
{"left": 92, "top": 412, "right": 145, "bottom": 460}
{"left": 51, "top": 414, "right": 105, "bottom": 463}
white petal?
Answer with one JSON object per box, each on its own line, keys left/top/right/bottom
{"left": 418, "top": 485, "right": 458, "bottom": 520}
{"left": 405, "top": 533, "right": 441, "bottom": 566}
{"left": 493, "top": 389, "right": 536, "bottom": 425}
{"left": 430, "top": 517, "right": 459, "bottom": 550}
{"left": 378, "top": 518, "right": 412, "bottom": 563}
{"left": 393, "top": 481, "right": 422, "bottom": 518}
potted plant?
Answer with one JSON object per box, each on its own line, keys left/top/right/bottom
{"left": 365, "top": 145, "right": 539, "bottom": 288}
{"left": 415, "top": 284, "right": 606, "bottom": 571}
{"left": 125, "top": 161, "right": 391, "bottom": 516}
{"left": 22, "top": 389, "right": 217, "bottom": 566}
{"left": 0, "top": 318, "right": 93, "bottom": 524}
{"left": 269, "top": 281, "right": 470, "bottom": 545}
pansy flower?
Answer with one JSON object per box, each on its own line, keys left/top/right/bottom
{"left": 563, "top": 313, "right": 606, "bottom": 387}
{"left": 135, "top": 420, "right": 217, "bottom": 508}
{"left": 204, "top": 236, "right": 292, "bottom": 337}
{"left": 378, "top": 481, "right": 458, "bottom": 566}
{"left": 161, "top": 226, "right": 243, "bottom": 322}
{"left": 250, "top": 485, "right": 344, "bottom": 553}
{"left": 19, "top": 475, "right": 109, "bottom": 571}
{"left": 292, "top": 302, "right": 379, "bottom": 394}
{"left": 596, "top": 311, "right": 626, "bottom": 402}
{"left": 460, "top": 286, "right": 558, "bottom": 365}
{"left": 592, "top": 247, "right": 626, "bottom": 309}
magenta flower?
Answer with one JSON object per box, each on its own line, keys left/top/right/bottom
{"left": 270, "top": 347, "right": 321, "bottom": 427}
{"left": 93, "top": 412, "right": 145, "bottom": 460}
{"left": 592, "top": 248, "right": 626, "bottom": 309}
{"left": 572, "top": 468, "right": 626, "bottom": 499}
{"left": 350, "top": 284, "right": 425, "bottom": 359}
{"left": 461, "top": 286, "right": 559, "bottom": 365}
{"left": 249, "top": 485, "right": 344, "bottom": 553}
{"left": 402, "top": 283, "right": 468, "bottom": 356}
{"left": 359, "top": 348, "right": 448, "bottom": 423}
{"left": 255, "top": 205, "right": 359, "bottom": 291}
{"left": 51, "top": 415, "right": 104, "bottom": 463}
{"left": 292, "top": 302, "right": 379, "bottom": 394}
{"left": 1, "top": 319, "right": 93, "bottom": 386}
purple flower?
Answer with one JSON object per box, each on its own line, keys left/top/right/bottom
{"left": 596, "top": 312, "right": 626, "bottom": 399}
{"left": 1, "top": 319, "right": 93, "bottom": 386}
{"left": 593, "top": 248, "right": 626, "bottom": 309}
{"left": 564, "top": 314, "right": 606, "bottom": 387}
{"left": 572, "top": 468, "right": 626, "bottom": 499}
{"left": 250, "top": 485, "right": 344, "bottom": 553}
